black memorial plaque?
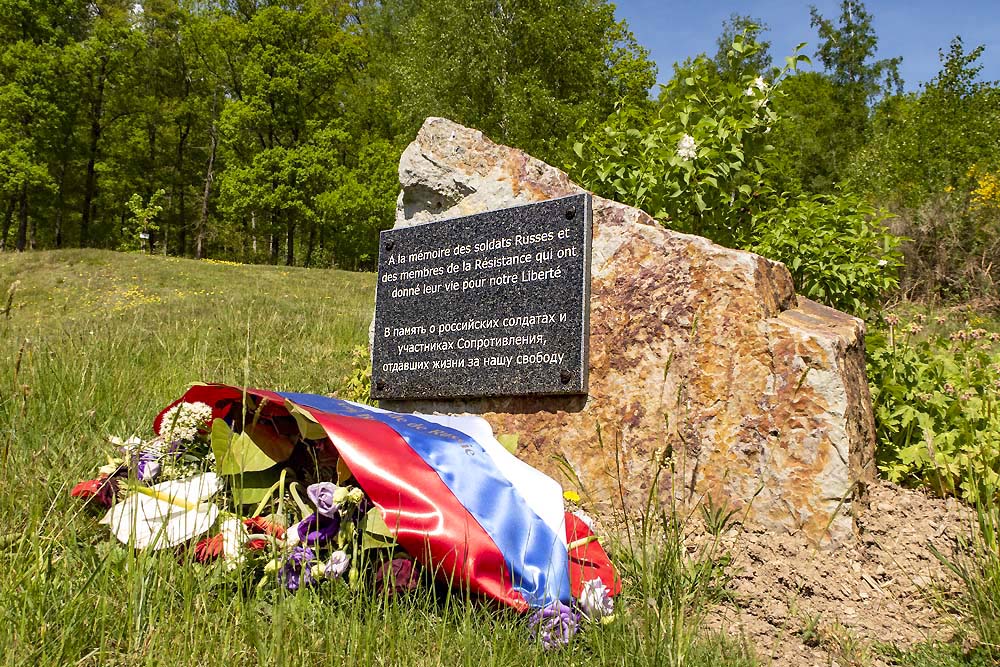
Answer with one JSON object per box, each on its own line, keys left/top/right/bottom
{"left": 371, "top": 194, "right": 592, "bottom": 399}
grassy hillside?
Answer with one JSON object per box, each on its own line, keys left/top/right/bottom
{"left": 0, "top": 250, "right": 754, "bottom": 667}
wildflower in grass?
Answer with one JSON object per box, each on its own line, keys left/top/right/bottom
{"left": 70, "top": 475, "right": 119, "bottom": 508}
{"left": 884, "top": 313, "right": 900, "bottom": 327}
{"left": 280, "top": 546, "right": 316, "bottom": 591}
{"left": 296, "top": 513, "right": 340, "bottom": 545}
{"left": 676, "top": 134, "right": 698, "bottom": 161}
{"left": 306, "top": 482, "right": 340, "bottom": 519}
{"left": 159, "top": 401, "right": 213, "bottom": 442}
{"left": 562, "top": 489, "right": 580, "bottom": 503}
{"left": 375, "top": 558, "right": 421, "bottom": 595}
{"left": 577, "top": 577, "right": 614, "bottom": 621}
{"left": 529, "top": 601, "right": 580, "bottom": 649}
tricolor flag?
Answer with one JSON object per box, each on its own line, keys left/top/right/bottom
{"left": 156, "top": 384, "right": 620, "bottom": 611}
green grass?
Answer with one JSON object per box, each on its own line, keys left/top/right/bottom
{"left": 0, "top": 250, "right": 756, "bottom": 667}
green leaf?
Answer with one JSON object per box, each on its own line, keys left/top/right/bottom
{"left": 211, "top": 419, "right": 290, "bottom": 475}
{"left": 228, "top": 466, "right": 282, "bottom": 506}
{"left": 360, "top": 506, "right": 398, "bottom": 551}
{"left": 497, "top": 433, "right": 519, "bottom": 454}
{"left": 573, "top": 142, "right": 584, "bottom": 159}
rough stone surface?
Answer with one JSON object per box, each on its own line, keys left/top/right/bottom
{"left": 381, "top": 117, "right": 876, "bottom": 546}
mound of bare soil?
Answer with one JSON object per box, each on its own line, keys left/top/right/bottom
{"left": 701, "top": 482, "right": 975, "bottom": 665}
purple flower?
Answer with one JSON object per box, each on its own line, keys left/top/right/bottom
{"left": 295, "top": 513, "right": 341, "bottom": 545}
{"left": 306, "top": 482, "right": 340, "bottom": 519}
{"left": 374, "top": 558, "right": 421, "bottom": 595}
{"left": 529, "top": 601, "right": 580, "bottom": 650}
{"left": 280, "top": 546, "right": 316, "bottom": 591}
{"left": 136, "top": 451, "right": 160, "bottom": 483}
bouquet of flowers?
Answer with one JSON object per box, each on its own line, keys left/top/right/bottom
{"left": 71, "top": 383, "right": 621, "bottom": 648}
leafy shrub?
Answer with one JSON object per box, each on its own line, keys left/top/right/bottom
{"left": 868, "top": 313, "right": 1000, "bottom": 502}
{"left": 568, "top": 33, "right": 902, "bottom": 317}
{"left": 339, "top": 344, "right": 373, "bottom": 405}
{"left": 568, "top": 32, "right": 805, "bottom": 248}
{"left": 751, "top": 192, "right": 902, "bottom": 316}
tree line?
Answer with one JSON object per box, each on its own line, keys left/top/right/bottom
{"left": 2, "top": 1, "right": 998, "bottom": 298}
{"left": 0, "top": 0, "right": 654, "bottom": 268}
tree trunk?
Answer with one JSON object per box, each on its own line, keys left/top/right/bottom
{"left": 176, "top": 118, "right": 191, "bottom": 256}
{"left": 80, "top": 60, "right": 107, "bottom": 247}
{"left": 0, "top": 196, "right": 14, "bottom": 251}
{"left": 285, "top": 217, "right": 295, "bottom": 266}
{"left": 54, "top": 163, "right": 67, "bottom": 248}
{"left": 15, "top": 184, "right": 28, "bottom": 252}
{"left": 195, "top": 123, "right": 217, "bottom": 260}
{"left": 304, "top": 222, "right": 317, "bottom": 267}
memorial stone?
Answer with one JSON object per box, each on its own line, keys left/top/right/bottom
{"left": 371, "top": 194, "right": 592, "bottom": 399}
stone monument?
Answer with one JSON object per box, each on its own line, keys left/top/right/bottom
{"left": 375, "top": 117, "right": 876, "bottom": 546}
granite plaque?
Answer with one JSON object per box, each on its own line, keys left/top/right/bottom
{"left": 371, "top": 194, "right": 592, "bottom": 399}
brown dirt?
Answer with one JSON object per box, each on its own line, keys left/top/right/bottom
{"left": 698, "top": 481, "right": 976, "bottom": 666}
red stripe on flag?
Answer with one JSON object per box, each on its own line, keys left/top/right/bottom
{"left": 565, "top": 512, "right": 621, "bottom": 598}
{"left": 302, "top": 407, "right": 529, "bottom": 610}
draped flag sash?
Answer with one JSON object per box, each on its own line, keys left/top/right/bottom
{"left": 156, "top": 384, "right": 620, "bottom": 610}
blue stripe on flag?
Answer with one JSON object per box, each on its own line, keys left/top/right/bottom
{"left": 278, "top": 392, "right": 571, "bottom": 607}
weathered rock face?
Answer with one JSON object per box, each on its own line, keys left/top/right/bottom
{"left": 381, "top": 117, "right": 876, "bottom": 546}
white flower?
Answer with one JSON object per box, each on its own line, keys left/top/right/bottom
{"left": 285, "top": 521, "right": 301, "bottom": 547}
{"left": 745, "top": 76, "right": 767, "bottom": 96}
{"left": 160, "top": 401, "right": 213, "bottom": 442}
{"left": 100, "top": 472, "right": 222, "bottom": 550}
{"left": 877, "top": 259, "right": 889, "bottom": 267}
{"left": 219, "top": 517, "right": 248, "bottom": 570}
{"left": 324, "top": 550, "right": 351, "bottom": 578}
{"left": 676, "top": 134, "right": 698, "bottom": 161}
{"left": 578, "top": 577, "right": 614, "bottom": 620}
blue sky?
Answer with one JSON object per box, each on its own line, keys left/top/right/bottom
{"left": 611, "top": 1, "right": 1000, "bottom": 92}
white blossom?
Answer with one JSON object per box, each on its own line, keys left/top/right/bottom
{"left": 160, "top": 401, "right": 213, "bottom": 442}
{"left": 676, "top": 134, "right": 698, "bottom": 161}
{"left": 745, "top": 76, "right": 767, "bottom": 96}
{"left": 219, "top": 517, "right": 249, "bottom": 570}
{"left": 877, "top": 259, "right": 889, "bottom": 267}
{"left": 578, "top": 577, "right": 614, "bottom": 620}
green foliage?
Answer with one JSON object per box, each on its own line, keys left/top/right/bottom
{"left": 120, "top": 189, "right": 165, "bottom": 252}
{"left": 847, "top": 39, "right": 1000, "bottom": 299}
{"left": 380, "top": 0, "right": 657, "bottom": 164}
{"left": 867, "top": 313, "right": 1000, "bottom": 503}
{"left": 339, "top": 344, "right": 373, "bottom": 406}
{"left": 769, "top": 1, "right": 903, "bottom": 194}
{"left": 570, "top": 32, "right": 902, "bottom": 316}
{"left": 570, "top": 32, "right": 807, "bottom": 247}
{"left": 750, "top": 192, "right": 902, "bottom": 316}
